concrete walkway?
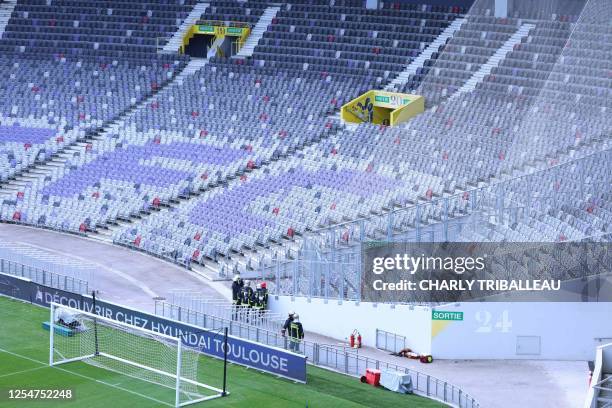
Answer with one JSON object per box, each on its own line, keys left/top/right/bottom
{"left": 302, "top": 330, "right": 587, "bottom": 408}
{"left": 0, "top": 223, "right": 589, "bottom": 408}
{"left": 0, "top": 223, "right": 226, "bottom": 311}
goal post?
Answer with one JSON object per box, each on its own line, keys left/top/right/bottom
{"left": 49, "top": 302, "right": 226, "bottom": 407}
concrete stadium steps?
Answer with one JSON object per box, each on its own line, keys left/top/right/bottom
{"left": 174, "top": 56, "right": 210, "bottom": 85}
{"left": 96, "top": 215, "right": 148, "bottom": 244}
{"left": 450, "top": 23, "right": 536, "bottom": 98}
{"left": 385, "top": 17, "right": 467, "bottom": 92}
{"left": 160, "top": 2, "right": 210, "bottom": 54}
{"left": 198, "top": 237, "right": 303, "bottom": 281}
{"left": 234, "top": 6, "right": 280, "bottom": 58}
{"left": 0, "top": 0, "right": 17, "bottom": 39}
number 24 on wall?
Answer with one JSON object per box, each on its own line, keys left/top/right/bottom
{"left": 474, "top": 310, "right": 513, "bottom": 333}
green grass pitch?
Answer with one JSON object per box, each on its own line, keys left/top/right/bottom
{"left": 0, "top": 297, "right": 443, "bottom": 407}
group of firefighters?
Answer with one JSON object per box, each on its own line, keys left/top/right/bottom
{"left": 231, "top": 275, "right": 305, "bottom": 352}
{"left": 231, "top": 274, "right": 269, "bottom": 311}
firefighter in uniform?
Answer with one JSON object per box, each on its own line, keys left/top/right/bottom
{"left": 256, "top": 282, "right": 268, "bottom": 310}
{"left": 242, "top": 280, "right": 255, "bottom": 323}
{"left": 282, "top": 310, "right": 295, "bottom": 338}
{"left": 253, "top": 282, "right": 268, "bottom": 323}
{"left": 231, "top": 275, "right": 244, "bottom": 304}
{"left": 242, "top": 280, "right": 255, "bottom": 307}
{"left": 231, "top": 274, "right": 243, "bottom": 320}
{"left": 289, "top": 314, "right": 304, "bottom": 353}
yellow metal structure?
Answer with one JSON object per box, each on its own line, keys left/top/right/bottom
{"left": 341, "top": 90, "right": 425, "bottom": 126}
{"left": 180, "top": 21, "right": 251, "bottom": 54}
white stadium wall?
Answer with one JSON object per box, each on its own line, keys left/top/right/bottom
{"left": 268, "top": 296, "right": 433, "bottom": 354}
{"left": 431, "top": 302, "right": 612, "bottom": 360}
{"left": 270, "top": 297, "right": 612, "bottom": 361}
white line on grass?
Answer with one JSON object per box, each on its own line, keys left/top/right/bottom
{"left": 0, "top": 365, "right": 47, "bottom": 379}
{"left": 0, "top": 348, "right": 172, "bottom": 407}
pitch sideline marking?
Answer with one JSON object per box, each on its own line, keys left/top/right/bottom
{"left": 0, "top": 365, "right": 47, "bottom": 379}
{"left": 0, "top": 348, "right": 172, "bottom": 406}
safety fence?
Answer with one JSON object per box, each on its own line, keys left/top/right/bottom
{"left": 155, "top": 301, "right": 479, "bottom": 408}
{"left": 376, "top": 329, "right": 408, "bottom": 354}
{"left": 0, "top": 258, "right": 89, "bottom": 294}
{"left": 246, "top": 149, "right": 611, "bottom": 302}
{"left": 169, "top": 290, "right": 285, "bottom": 333}
{"left": 0, "top": 240, "right": 96, "bottom": 285}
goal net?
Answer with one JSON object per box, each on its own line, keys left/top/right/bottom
{"left": 49, "top": 302, "right": 225, "bottom": 407}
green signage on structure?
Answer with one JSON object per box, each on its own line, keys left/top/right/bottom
{"left": 432, "top": 310, "right": 464, "bottom": 321}
{"left": 227, "top": 27, "right": 243, "bottom": 35}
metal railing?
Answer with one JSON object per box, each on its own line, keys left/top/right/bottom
{"left": 232, "top": 38, "right": 246, "bottom": 55}
{"left": 376, "top": 329, "right": 407, "bottom": 354}
{"left": 0, "top": 240, "right": 96, "bottom": 285}
{"left": 169, "top": 290, "right": 285, "bottom": 333}
{"left": 584, "top": 341, "right": 612, "bottom": 408}
{"left": 251, "top": 149, "right": 612, "bottom": 302}
{"left": 0, "top": 258, "right": 89, "bottom": 294}
{"left": 155, "top": 301, "right": 479, "bottom": 408}
{"left": 156, "top": 36, "right": 168, "bottom": 51}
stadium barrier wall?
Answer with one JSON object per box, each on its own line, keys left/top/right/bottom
{"left": 0, "top": 272, "right": 307, "bottom": 383}
{"left": 431, "top": 302, "right": 612, "bottom": 360}
{"left": 270, "top": 295, "right": 612, "bottom": 361}
{"left": 268, "top": 295, "right": 433, "bottom": 354}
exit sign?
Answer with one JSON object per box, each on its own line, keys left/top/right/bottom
{"left": 227, "top": 27, "right": 243, "bottom": 35}
{"left": 432, "top": 310, "right": 463, "bottom": 321}
{"left": 374, "top": 95, "right": 390, "bottom": 103}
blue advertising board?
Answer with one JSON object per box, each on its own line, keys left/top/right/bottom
{"left": 0, "top": 272, "right": 307, "bottom": 382}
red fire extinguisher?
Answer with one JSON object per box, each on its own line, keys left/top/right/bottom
{"left": 350, "top": 330, "right": 362, "bottom": 349}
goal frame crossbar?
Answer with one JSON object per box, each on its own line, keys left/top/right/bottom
{"left": 48, "top": 302, "right": 226, "bottom": 407}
